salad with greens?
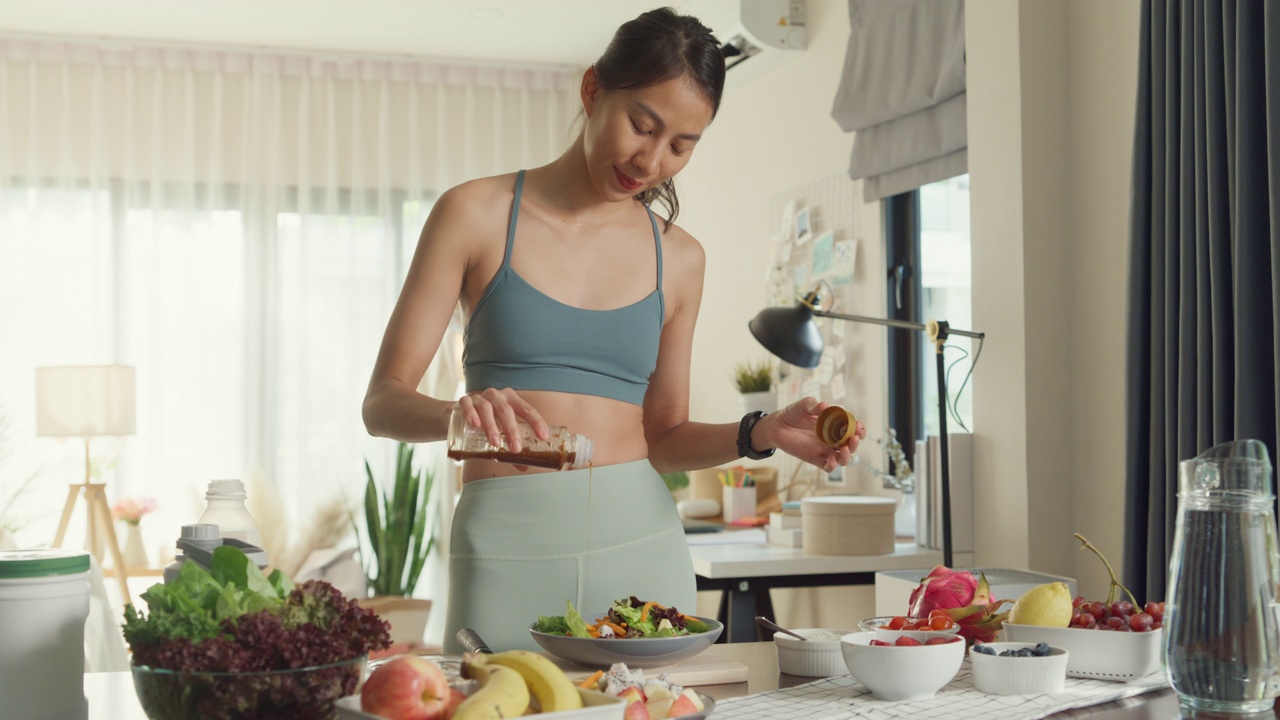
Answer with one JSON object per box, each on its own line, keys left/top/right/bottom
{"left": 535, "top": 596, "right": 712, "bottom": 639}
{"left": 123, "top": 545, "right": 390, "bottom": 672}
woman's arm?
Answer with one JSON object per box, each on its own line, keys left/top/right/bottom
{"left": 643, "top": 229, "right": 864, "bottom": 472}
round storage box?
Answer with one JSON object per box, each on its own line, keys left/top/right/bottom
{"left": 801, "top": 496, "right": 896, "bottom": 556}
{"left": 0, "top": 549, "right": 91, "bottom": 720}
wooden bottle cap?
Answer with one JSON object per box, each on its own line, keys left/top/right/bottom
{"left": 816, "top": 405, "right": 857, "bottom": 447}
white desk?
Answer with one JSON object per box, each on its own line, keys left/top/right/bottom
{"left": 688, "top": 539, "right": 943, "bottom": 643}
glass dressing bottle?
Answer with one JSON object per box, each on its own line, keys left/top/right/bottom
{"left": 446, "top": 405, "right": 593, "bottom": 470}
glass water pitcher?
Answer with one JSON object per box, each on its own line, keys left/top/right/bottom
{"left": 1166, "top": 439, "right": 1280, "bottom": 714}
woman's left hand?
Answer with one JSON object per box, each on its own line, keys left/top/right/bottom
{"left": 756, "top": 397, "right": 866, "bottom": 473}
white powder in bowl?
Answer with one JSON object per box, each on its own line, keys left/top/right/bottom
{"left": 801, "top": 630, "right": 846, "bottom": 641}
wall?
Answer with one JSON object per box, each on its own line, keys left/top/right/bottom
{"left": 966, "top": 0, "right": 1140, "bottom": 597}
{"left": 681, "top": 0, "right": 1143, "bottom": 624}
{"left": 678, "top": 0, "right": 888, "bottom": 627}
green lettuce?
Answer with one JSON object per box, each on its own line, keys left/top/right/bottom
{"left": 564, "top": 600, "right": 591, "bottom": 638}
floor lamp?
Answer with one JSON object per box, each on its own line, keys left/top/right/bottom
{"left": 36, "top": 365, "right": 136, "bottom": 602}
{"left": 749, "top": 289, "right": 983, "bottom": 568}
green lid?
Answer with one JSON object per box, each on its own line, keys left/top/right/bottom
{"left": 0, "top": 549, "right": 92, "bottom": 578}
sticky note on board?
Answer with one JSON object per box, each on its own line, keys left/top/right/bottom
{"left": 811, "top": 230, "right": 834, "bottom": 276}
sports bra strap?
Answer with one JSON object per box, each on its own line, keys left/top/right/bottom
{"left": 501, "top": 169, "right": 526, "bottom": 272}
{"left": 645, "top": 206, "right": 664, "bottom": 319}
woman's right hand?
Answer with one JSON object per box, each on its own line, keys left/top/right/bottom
{"left": 455, "top": 388, "right": 548, "bottom": 453}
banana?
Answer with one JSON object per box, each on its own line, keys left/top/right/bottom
{"left": 453, "top": 663, "right": 531, "bottom": 720}
{"left": 469, "top": 650, "right": 584, "bottom": 713}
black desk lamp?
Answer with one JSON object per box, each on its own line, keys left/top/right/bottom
{"left": 749, "top": 287, "right": 984, "bottom": 568}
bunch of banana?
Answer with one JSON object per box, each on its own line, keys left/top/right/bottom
{"left": 451, "top": 664, "right": 530, "bottom": 720}
{"left": 456, "top": 650, "right": 584, "bottom": 718}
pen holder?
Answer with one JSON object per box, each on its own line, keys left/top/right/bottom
{"left": 723, "top": 485, "right": 758, "bottom": 524}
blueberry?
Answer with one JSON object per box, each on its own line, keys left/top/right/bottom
{"left": 999, "top": 649, "right": 1015, "bottom": 657}
{"left": 1034, "top": 643, "right": 1050, "bottom": 657}
{"left": 974, "top": 645, "right": 995, "bottom": 655}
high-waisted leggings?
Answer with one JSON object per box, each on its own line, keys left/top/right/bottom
{"left": 442, "top": 460, "right": 696, "bottom": 653}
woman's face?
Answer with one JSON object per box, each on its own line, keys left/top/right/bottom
{"left": 581, "top": 70, "right": 715, "bottom": 202}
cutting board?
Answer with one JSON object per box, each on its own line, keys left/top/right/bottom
{"left": 549, "top": 653, "right": 749, "bottom": 687}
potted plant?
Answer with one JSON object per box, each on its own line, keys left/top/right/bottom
{"left": 356, "top": 442, "right": 435, "bottom": 646}
{"left": 732, "top": 359, "right": 776, "bottom": 415}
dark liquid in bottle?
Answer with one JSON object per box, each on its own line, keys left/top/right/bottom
{"left": 447, "top": 449, "right": 574, "bottom": 470}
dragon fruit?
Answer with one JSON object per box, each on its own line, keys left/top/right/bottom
{"left": 907, "top": 565, "right": 1011, "bottom": 644}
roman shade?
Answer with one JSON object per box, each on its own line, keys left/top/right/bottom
{"left": 831, "top": 0, "right": 967, "bottom": 201}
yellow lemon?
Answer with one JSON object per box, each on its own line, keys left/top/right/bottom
{"left": 1007, "top": 582, "right": 1073, "bottom": 627}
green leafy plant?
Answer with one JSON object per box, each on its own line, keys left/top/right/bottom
{"left": 359, "top": 442, "right": 435, "bottom": 597}
{"left": 660, "top": 471, "right": 689, "bottom": 493}
{"left": 731, "top": 359, "right": 774, "bottom": 394}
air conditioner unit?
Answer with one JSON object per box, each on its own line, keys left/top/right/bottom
{"left": 720, "top": 0, "right": 807, "bottom": 72}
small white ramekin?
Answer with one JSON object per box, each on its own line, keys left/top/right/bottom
{"left": 970, "top": 641, "right": 1069, "bottom": 695}
{"left": 774, "top": 628, "right": 855, "bottom": 677}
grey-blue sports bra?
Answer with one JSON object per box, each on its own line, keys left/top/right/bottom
{"left": 461, "top": 170, "right": 664, "bottom": 406}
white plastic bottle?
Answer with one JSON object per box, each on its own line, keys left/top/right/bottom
{"left": 195, "top": 479, "right": 263, "bottom": 547}
{"left": 446, "top": 405, "right": 594, "bottom": 470}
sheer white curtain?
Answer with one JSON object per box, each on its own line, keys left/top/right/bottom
{"left": 0, "top": 35, "right": 577, "bottom": 644}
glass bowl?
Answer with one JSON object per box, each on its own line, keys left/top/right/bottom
{"left": 131, "top": 655, "right": 367, "bottom": 720}
{"left": 858, "top": 615, "right": 961, "bottom": 643}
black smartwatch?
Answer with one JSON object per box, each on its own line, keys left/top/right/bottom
{"left": 737, "top": 411, "right": 776, "bottom": 460}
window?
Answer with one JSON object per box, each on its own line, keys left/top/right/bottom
{"left": 885, "top": 174, "right": 973, "bottom": 468}
{"left": 1, "top": 180, "right": 433, "bottom": 557}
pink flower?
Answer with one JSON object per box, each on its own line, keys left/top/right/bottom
{"left": 907, "top": 565, "right": 1011, "bottom": 645}
{"left": 111, "top": 496, "right": 158, "bottom": 526}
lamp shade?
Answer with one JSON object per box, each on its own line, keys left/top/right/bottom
{"left": 35, "top": 365, "right": 136, "bottom": 437}
{"left": 748, "top": 305, "right": 825, "bottom": 369}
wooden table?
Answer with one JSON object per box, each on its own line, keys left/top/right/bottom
{"left": 84, "top": 642, "right": 1233, "bottom": 719}
{"left": 688, "top": 539, "right": 942, "bottom": 643}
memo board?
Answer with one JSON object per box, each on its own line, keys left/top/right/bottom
{"left": 765, "top": 172, "right": 861, "bottom": 414}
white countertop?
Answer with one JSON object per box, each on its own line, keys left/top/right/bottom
{"left": 688, "top": 540, "right": 943, "bottom": 579}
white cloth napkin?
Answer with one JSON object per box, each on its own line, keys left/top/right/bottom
{"left": 714, "top": 663, "right": 1168, "bottom": 720}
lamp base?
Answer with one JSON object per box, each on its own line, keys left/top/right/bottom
{"left": 52, "top": 482, "right": 130, "bottom": 603}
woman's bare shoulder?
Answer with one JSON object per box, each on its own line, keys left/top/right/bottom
{"left": 657, "top": 220, "right": 707, "bottom": 277}
{"left": 433, "top": 173, "right": 521, "bottom": 225}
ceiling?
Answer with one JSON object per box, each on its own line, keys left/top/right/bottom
{"left": 0, "top": 0, "right": 740, "bottom": 68}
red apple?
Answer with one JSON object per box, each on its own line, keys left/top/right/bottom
{"left": 624, "top": 699, "right": 653, "bottom": 720}
{"left": 618, "top": 686, "right": 647, "bottom": 705}
{"left": 646, "top": 697, "right": 675, "bottom": 720}
{"left": 668, "top": 693, "right": 699, "bottom": 718}
{"left": 361, "top": 656, "right": 451, "bottom": 720}
{"left": 442, "top": 687, "right": 467, "bottom": 720}
{"left": 665, "top": 686, "right": 706, "bottom": 712}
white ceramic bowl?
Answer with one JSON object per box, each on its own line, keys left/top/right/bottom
{"left": 841, "top": 631, "right": 965, "bottom": 701}
{"left": 858, "top": 616, "right": 961, "bottom": 644}
{"left": 1002, "top": 623, "right": 1162, "bottom": 681}
{"left": 773, "top": 628, "right": 855, "bottom": 677}
{"left": 970, "top": 642, "right": 1069, "bottom": 695}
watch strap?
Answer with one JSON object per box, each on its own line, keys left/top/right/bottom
{"left": 737, "top": 411, "right": 776, "bottom": 460}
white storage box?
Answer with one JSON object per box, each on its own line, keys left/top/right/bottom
{"left": 874, "top": 567, "right": 1078, "bottom": 616}
{"left": 801, "top": 496, "right": 896, "bottom": 556}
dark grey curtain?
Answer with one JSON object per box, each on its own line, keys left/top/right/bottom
{"left": 1125, "top": 0, "right": 1280, "bottom": 602}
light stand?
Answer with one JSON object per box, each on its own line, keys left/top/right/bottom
{"left": 36, "top": 365, "right": 136, "bottom": 602}
{"left": 749, "top": 293, "right": 983, "bottom": 568}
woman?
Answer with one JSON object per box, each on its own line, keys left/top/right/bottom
{"left": 363, "top": 7, "right": 866, "bottom": 652}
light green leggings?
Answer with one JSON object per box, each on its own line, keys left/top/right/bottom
{"left": 443, "top": 460, "right": 696, "bottom": 653}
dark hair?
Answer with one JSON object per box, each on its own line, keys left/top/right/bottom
{"left": 594, "top": 7, "right": 725, "bottom": 230}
